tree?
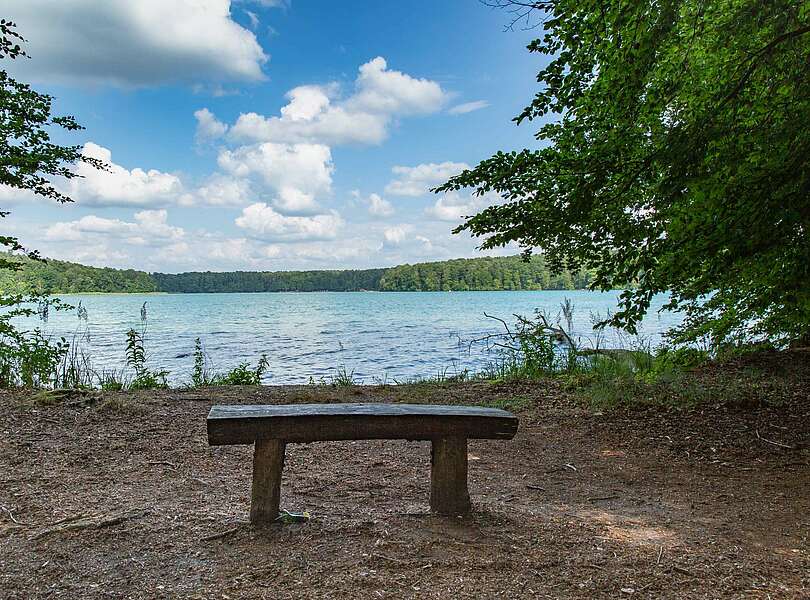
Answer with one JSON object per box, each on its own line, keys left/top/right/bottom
{"left": 1, "top": 19, "right": 104, "bottom": 386}
{"left": 438, "top": 1, "right": 810, "bottom": 346}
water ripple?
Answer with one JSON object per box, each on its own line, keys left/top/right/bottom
{"left": 11, "top": 290, "right": 681, "bottom": 385}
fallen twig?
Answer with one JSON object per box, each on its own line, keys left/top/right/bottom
{"left": 31, "top": 510, "right": 144, "bottom": 540}
{"left": 372, "top": 553, "right": 410, "bottom": 565}
{"left": 0, "top": 505, "right": 26, "bottom": 526}
{"left": 200, "top": 526, "right": 240, "bottom": 542}
{"left": 49, "top": 514, "right": 88, "bottom": 526}
{"left": 756, "top": 429, "right": 796, "bottom": 450}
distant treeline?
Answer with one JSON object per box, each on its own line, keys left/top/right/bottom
{"left": 0, "top": 255, "right": 159, "bottom": 294}
{"left": 152, "top": 269, "right": 386, "bottom": 293}
{"left": 0, "top": 254, "right": 593, "bottom": 294}
{"left": 378, "top": 256, "right": 593, "bottom": 291}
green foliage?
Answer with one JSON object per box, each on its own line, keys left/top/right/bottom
{"left": 0, "top": 295, "right": 74, "bottom": 388}
{"left": 2, "top": 254, "right": 595, "bottom": 293}
{"left": 54, "top": 336, "right": 94, "bottom": 389}
{"left": 153, "top": 268, "right": 386, "bottom": 293}
{"left": 212, "top": 356, "right": 269, "bottom": 386}
{"left": 0, "top": 328, "right": 67, "bottom": 388}
{"left": 379, "top": 255, "right": 592, "bottom": 291}
{"left": 469, "top": 303, "right": 717, "bottom": 402}
{"left": 0, "top": 253, "right": 159, "bottom": 294}
{"left": 125, "top": 324, "right": 168, "bottom": 390}
{"left": 125, "top": 329, "right": 146, "bottom": 374}
{"left": 649, "top": 347, "right": 710, "bottom": 377}
{"left": 191, "top": 338, "right": 206, "bottom": 387}
{"left": 305, "top": 364, "right": 359, "bottom": 386}
{"left": 190, "top": 337, "right": 269, "bottom": 386}
{"left": 478, "top": 395, "right": 533, "bottom": 412}
{"left": 129, "top": 369, "right": 168, "bottom": 391}
{"left": 438, "top": 0, "right": 810, "bottom": 346}
{"left": 330, "top": 365, "right": 356, "bottom": 386}
{"left": 96, "top": 369, "right": 126, "bottom": 391}
{"left": 476, "top": 308, "right": 577, "bottom": 380}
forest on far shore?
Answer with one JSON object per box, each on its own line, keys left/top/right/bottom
{"left": 0, "top": 254, "right": 594, "bottom": 294}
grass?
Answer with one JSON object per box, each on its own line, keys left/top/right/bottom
{"left": 330, "top": 365, "right": 357, "bottom": 386}
{"left": 477, "top": 395, "right": 533, "bottom": 412}
{"left": 96, "top": 395, "right": 144, "bottom": 414}
{"left": 191, "top": 337, "right": 269, "bottom": 387}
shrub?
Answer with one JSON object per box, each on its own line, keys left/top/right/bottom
{"left": 125, "top": 327, "right": 168, "bottom": 390}
{"left": 189, "top": 337, "right": 269, "bottom": 387}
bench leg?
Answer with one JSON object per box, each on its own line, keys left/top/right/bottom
{"left": 250, "top": 438, "right": 286, "bottom": 524}
{"left": 430, "top": 437, "right": 471, "bottom": 515}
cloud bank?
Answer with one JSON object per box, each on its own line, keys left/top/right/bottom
{"left": 5, "top": 0, "right": 268, "bottom": 86}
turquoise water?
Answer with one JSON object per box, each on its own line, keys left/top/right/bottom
{"left": 13, "top": 291, "right": 681, "bottom": 385}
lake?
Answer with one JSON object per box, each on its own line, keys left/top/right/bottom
{"left": 14, "top": 291, "right": 681, "bottom": 385}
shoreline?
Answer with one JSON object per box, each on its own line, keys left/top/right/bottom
{"left": 40, "top": 287, "right": 605, "bottom": 296}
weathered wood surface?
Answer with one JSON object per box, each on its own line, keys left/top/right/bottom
{"left": 250, "top": 439, "right": 286, "bottom": 524}
{"left": 207, "top": 403, "right": 519, "bottom": 445}
{"left": 430, "top": 437, "right": 471, "bottom": 515}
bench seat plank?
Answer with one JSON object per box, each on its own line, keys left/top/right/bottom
{"left": 207, "top": 403, "right": 519, "bottom": 445}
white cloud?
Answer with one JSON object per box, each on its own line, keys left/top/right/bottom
{"left": 3, "top": 142, "right": 195, "bottom": 209}
{"left": 45, "top": 210, "right": 184, "bottom": 245}
{"left": 228, "top": 57, "right": 448, "bottom": 146}
{"left": 348, "top": 57, "right": 446, "bottom": 116}
{"left": 237, "top": 0, "right": 288, "bottom": 6}
{"left": 0, "top": 184, "right": 37, "bottom": 204}
{"left": 425, "top": 191, "right": 498, "bottom": 222}
{"left": 217, "top": 142, "right": 333, "bottom": 214}
{"left": 14, "top": 139, "right": 329, "bottom": 213}
{"left": 448, "top": 100, "right": 490, "bottom": 115}
{"left": 245, "top": 10, "right": 260, "bottom": 30}
{"left": 235, "top": 202, "right": 343, "bottom": 241}
{"left": 17, "top": 209, "right": 518, "bottom": 273}
{"left": 230, "top": 106, "right": 388, "bottom": 146}
{"left": 385, "top": 161, "right": 470, "bottom": 197}
{"left": 378, "top": 226, "right": 438, "bottom": 258}
{"left": 280, "top": 85, "right": 333, "bottom": 121}
{"left": 195, "top": 108, "right": 229, "bottom": 142}
{"left": 364, "top": 193, "right": 394, "bottom": 217}
{"left": 274, "top": 188, "right": 319, "bottom": 214}
{"left": 6, "top": 1, "right": 269, "bottom": 87}
{"left": 61, "top": 143, "right": 185, "bottom": 208}
{"left": 383, "top": 225, "right": 411, "bottom": 247}
{"left": 191, "top": 174, "right": 254, "bottom": 207}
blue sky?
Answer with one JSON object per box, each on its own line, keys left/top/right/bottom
{"left": 3, "top": 0, "right": 547, "bottom": 273}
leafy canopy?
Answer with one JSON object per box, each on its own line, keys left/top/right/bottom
{"left": 438, "top": 0, "right": 810, "bottom": 345}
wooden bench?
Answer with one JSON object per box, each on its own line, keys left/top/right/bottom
{"left": 207, "top": 403, "right": 519, "bottom": 522}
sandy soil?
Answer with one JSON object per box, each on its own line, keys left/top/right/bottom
{"left": 1, "top": 352, "right": 808, "bottom": 599}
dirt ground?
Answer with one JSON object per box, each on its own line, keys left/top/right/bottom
{"left": 1, "top": 352, "right": 809, "bottom": 599}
